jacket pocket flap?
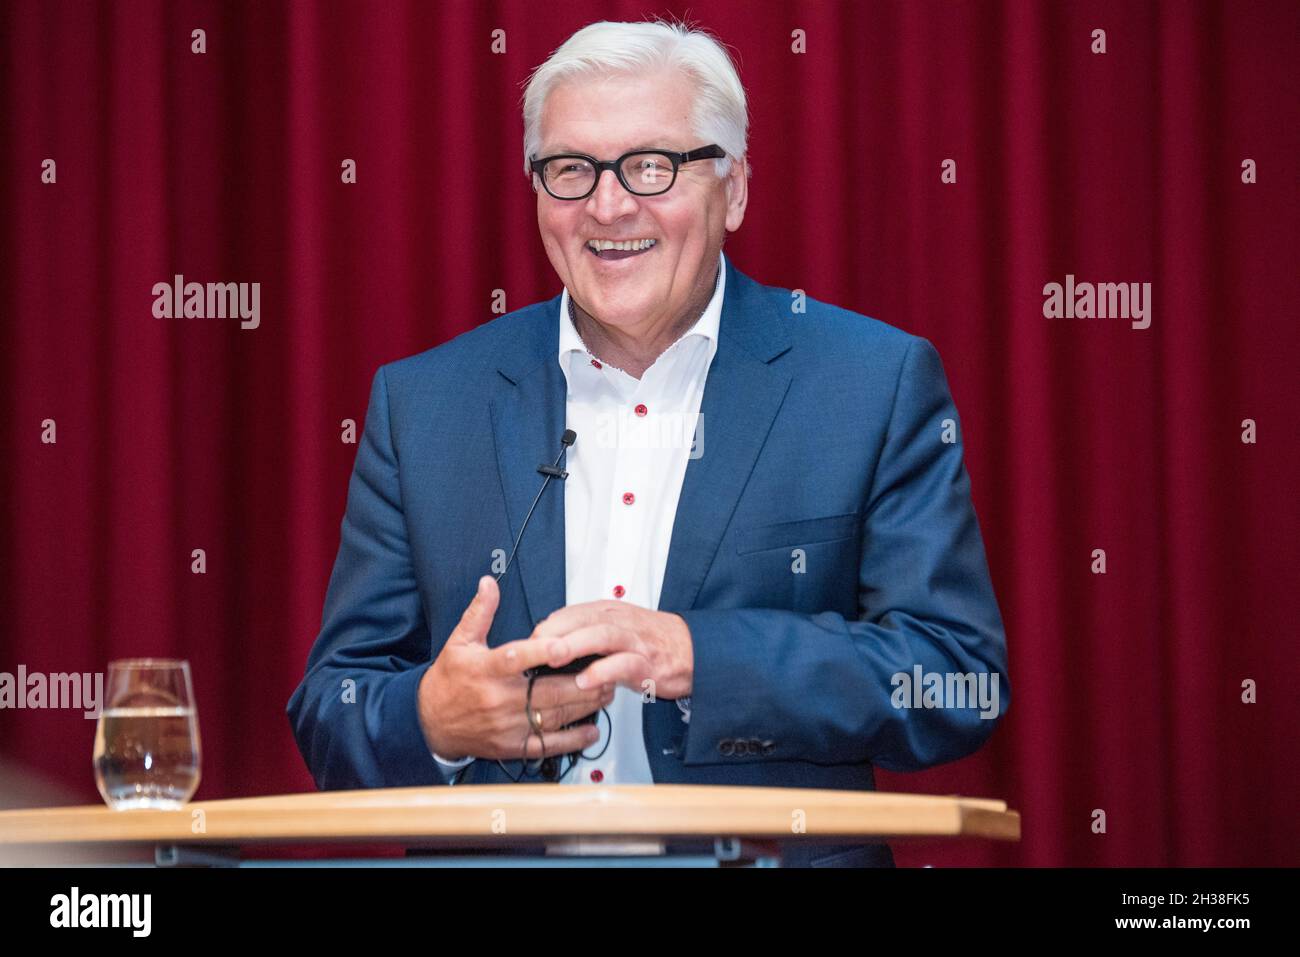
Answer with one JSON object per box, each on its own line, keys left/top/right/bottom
{"left": 735, "top": 512, "right": 860, "bottom": 555}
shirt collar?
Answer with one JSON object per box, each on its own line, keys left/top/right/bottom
{"left": 558, "top": 249, "right": 727, "bottom": 380}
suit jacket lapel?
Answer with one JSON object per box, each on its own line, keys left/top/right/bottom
{"left": 657, "top": 254, "right": 793, "bottom": 614}
{"left": 489, "top": 303, "right": 568, "bottom": 631}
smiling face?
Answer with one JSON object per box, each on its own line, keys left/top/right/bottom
{"left": 534, "top": 67, "right": 748, "bottom": 345}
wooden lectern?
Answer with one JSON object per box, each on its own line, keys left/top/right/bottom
{"left": 0, "top": 785, "right": 1020, "bottom": 867}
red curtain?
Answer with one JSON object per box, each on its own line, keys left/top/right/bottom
{"left": 2, "top": 0, "right": 1296, "bottom": 867}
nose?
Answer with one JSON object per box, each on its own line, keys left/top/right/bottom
{"left": 586, "top": 166, "right": 639, "bottom": 220}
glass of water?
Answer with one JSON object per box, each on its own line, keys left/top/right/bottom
{"left": 93, "top": 659, "right": 202, "bottom": 810}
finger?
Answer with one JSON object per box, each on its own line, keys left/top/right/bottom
{"left": 530, "top": 600, "right": 626, "bottom": 642}
{"left": 518, "top": 724, "right": 602, "bottom": 760}
{"left": 526, "top": 674, "right": 610, "bottom": 711}
{"left": 448, "top": 576, "right": 500, "bottom": 646}
{"left": 543, "top": 622, "right": 638, "bottom": 670}
{"left": 535, "top": 688, "right": 615, "bottom": 732}
{"left": 491, "top": 632, "right": 562, "bottom": 676}
{"left": 576, "top": 652, "right": 651, "bottom": 692}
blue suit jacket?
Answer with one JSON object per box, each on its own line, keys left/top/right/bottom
{"left": 287, "top": 254, "right": 1009, "bottom": 848}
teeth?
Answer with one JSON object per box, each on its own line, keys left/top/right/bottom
{"left": 588, "top": 238, "right": 657, "bottom": 252}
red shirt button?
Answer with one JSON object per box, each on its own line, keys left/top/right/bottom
{"left": 622, "top": 492, "right": 635, "bottom": 505}
{"left": 612, "top": 585, "right": 625, "bottom": 598}
{"left": 590, "top": 769, "right": 604, "bottom": 783}
{"left": 634, "top": 404, "right": 648, "bottom": 417}
{"left": 590, "top": 358, "right": 602, "bottom": 369}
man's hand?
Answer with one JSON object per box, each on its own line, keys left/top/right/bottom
{"left": 417, "top": 576, "right": 613, "bottom": 761}
{"left": 529, "top": 601, "right": 694, "bottom": 701}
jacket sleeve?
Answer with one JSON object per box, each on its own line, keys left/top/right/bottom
{"left": 286, "top": 364, "right": 458, "bottom": 789}
{"left": 677, "top": 336, "right": 1010, "bottom": 772}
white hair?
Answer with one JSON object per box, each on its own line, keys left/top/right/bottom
{"left": 521, "top": 18, "right": 750, "bottom": 183}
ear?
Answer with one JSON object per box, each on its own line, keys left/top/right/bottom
{"left": 723, "top": 156, "right": 749, "bottom": 233}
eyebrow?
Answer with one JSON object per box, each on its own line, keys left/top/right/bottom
{"left": 543, "top": 143, "right": 680, "bottom": 156}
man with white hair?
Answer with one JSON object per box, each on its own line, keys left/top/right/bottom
{"left": 288, "top": 19, "right": 1009, "bottom": 868}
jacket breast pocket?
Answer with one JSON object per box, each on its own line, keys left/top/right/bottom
{"left": 735, "top": 512, "right": 861, "bottom": 556}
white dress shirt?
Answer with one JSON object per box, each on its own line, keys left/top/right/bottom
{"left": 432, "top": 249, "right": 726, "bottom": 784}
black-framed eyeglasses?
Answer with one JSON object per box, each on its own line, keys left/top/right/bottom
{"left": 529, "top": 144, "right": 726, "bottom": 200}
